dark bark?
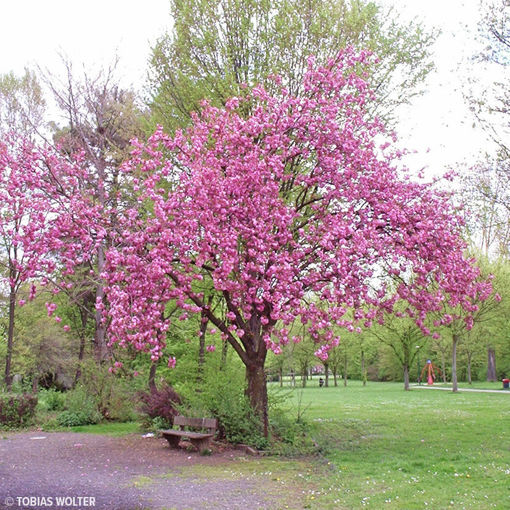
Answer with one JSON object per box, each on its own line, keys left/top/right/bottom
{"left": 403, "top": 364, "right": 410, "bottom": 391}
{"left": 467, "top": 353, "right": 472, "bottom": 385}
{"left": 198, "top": 311, "right": 208, "bottom": 380}
{"left": 301, "top": 367, "right": 307, "bottom": 387}
{"left": 361, "top": 349, "right": 366, "bottom": 386}
{"left": 324, "top": 362, "right": 329, "bottom": 387}
{"left": 452, "top": 335, "right": 459, "bottom": 392}
{"left": 343, "top": 355, "right": 348, "bottom": 387}
{"left": 245, "top": 358, "right": 268, "bottom": 438}
{"left": 94, "top": 244, "right": 108, "bottom": 362}
{"left": 487, "top": 347, "right": 497, "bottom": 381}
{"left": 220, "top": 339, "right": 228, "bottom": 370}
{"left": 73, "top": 308, "right": 89, "bottom": 386}
{"left": 4, "top": 287, "right": 16, "bottom": 391}
{"left": 333, "top": 367, "right": 338, "bottom": 387}
{"left": 148, "top": 361, "right": 158, "bottom": 394}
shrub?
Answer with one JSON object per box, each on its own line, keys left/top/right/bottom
{"left": 38, "top": 389, "right": 65, "bottom": 411}
{"left": 62, "top": 385, "right": 101, "bottom": 425}
{"left": 75, "top": 361, "right": 140, "bottom": 421}
{"left": 0, "top": 393, "right": 38, "bottom": 428}
{"left": 178, "top": 365, "right": 268, "bottom": 449}
{"left": 138, "top": 384, "right": 182, "bottom": 429}
{"left": 57, "top": 410, "right": 98, "bottom": 427}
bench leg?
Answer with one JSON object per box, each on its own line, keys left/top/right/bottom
{"left": 164, "top": 435, "right": 181, "bottom": 449}
{"left": 190, "top": 437, "right": 212, "bottom": 453}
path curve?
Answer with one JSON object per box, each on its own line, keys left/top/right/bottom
{"left": 410, "top": 384, "right": 510, "bottom": 394}
{"left": 0, "top": 432, "right": 293, "bottom": 510}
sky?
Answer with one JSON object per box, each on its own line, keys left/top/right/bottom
{"left": 0, "top": 0, "right": 498, "bottom": 174}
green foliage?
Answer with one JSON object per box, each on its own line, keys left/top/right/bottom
{"left": 0, "top": 68, "right": 46, "bottom": 135}
{"left": 0, "top": 393, "right": 37, "bottom": 428}
{"left": 57, "top": 385, "right": 102, "bottom": 426}
{"left": 57, "top": 410, "right": 97, "bottom": 427}
{"left": 149, "top": 0, "right": 436, "bottom": 132}
{"left": 37, "top": 388, "right": 65, "bottom": 411}
{"left": 75, "top": 360, "right": 140, "bottom": 422}
{"left": 178, "top": 363, "right": 268, "bottom": 449}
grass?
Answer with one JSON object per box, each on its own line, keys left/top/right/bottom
{"left": 268, "top": 380, "right": 510, "bottom": 509}
{"left": 28, "top": 381, "right": 510, "bottom": 508}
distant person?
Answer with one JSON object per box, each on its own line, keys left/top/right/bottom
{"left": 319, "top": 377, "right": 324, "bottom": 387}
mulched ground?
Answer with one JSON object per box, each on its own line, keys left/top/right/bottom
{"left": 0, "top": 432, "right": 289, "bottom": 510}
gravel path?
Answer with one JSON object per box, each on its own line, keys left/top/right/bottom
{"left": 0, "top": 432, "right": 294, "bottom": 510}
{"left": 410, "top": 384, "right": 510, "bottom": 394}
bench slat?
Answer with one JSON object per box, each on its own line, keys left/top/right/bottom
{"left": 173, "top": 416, "right": 217, "bottom": 430}
{"left": 161, "top": 430, "right": 213, "bottom": 440}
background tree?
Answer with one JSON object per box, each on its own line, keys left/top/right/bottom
{"left": 38, "top": 58, "right": 146, "bottom": 362}
{"left": 0, "top": 136, "right": 53, "bottom": 390}
{"left": 370, "top": 308, "right": 428, "bottom": 390}
{"left": 0, "top": 69, "right": 46, "bottom": 137}
{"left": 149, "top": 0, "right": 436, "bottom": 131}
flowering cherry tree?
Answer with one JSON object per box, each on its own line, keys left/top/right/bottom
{"left": 0, "top": 135, "right": 48, "bottom": 389}
{"left": 104, "top": 49, "right": 488, "bottom": 434}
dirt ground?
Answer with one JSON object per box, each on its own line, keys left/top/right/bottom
{"left": 0, "top": 432, "right": 299, "bottom": 510}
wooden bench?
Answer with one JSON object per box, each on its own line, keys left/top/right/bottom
{"left": 160, "top": 416, "right": 217, "bottom": 453}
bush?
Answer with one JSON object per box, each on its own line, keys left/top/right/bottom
{"left": 61, "top": 385, "right": 101, "bottom": 425}
{"left": 75, "top": 361, "right": 140, "bottom": 422}
{"left": 138, "top": 384, "right": 182, "bottom": 429}
{"left": 0, "top": 393, "right": 38, "bottom": 428}
{"left": 38, "top": 389, "right": 65, "bottom": 411}
{"left": 178, "top": 365, "right": 268, "bottom": 449}
{"left": 57, "top": 410, "right": 99, "bottom": 427}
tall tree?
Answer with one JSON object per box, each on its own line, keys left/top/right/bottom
{"left": 104, "top": 51, "right": 489, "bottom": 435}
{"left": 0, "top": 69, "right": 45, "bottom": 136}
{"left": 149, "top": 0, "right": 435, "bottom": 131}
{"left": 0, "top": 136, "right": 51, "bottom": 389}
{"left": 39, "top": 59, "right": 146, "bottom": 361}
{"left": 463, "top": 1, "right": 510, "bottom": 258}
{"left": 370, "top": 310, "right": 428, "bottom": 391}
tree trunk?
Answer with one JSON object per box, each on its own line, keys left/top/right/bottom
{"left": 74, "top": 308, "right": 89, "bottom": 386}
{"left": 487, "top": 347, "right": 497, "bottom": 382}
{"left": 4, "top": 287, "right": 16, "bottom": 391}
{"left": 324, "top": 362, "right": 329, "bottom": 387}
{"left": 452, "top": 335, "right": 459, "bottom": 392}
{"left": 333, "top": 368, "right": 338, "bottom": 387}
{"left": 361, "top": 349, "right": 366, "bottom": 386}
{"left": 32, "top": 376, "right": 38, "bottom": 394}
{"left": 343, "top": 355, "right": 348, "bottom": 387}
{"left": 279, "top": 366, "right": 283, "bottom": 387}
{"left": 467, "top": 353, "right": 472, "bottom": 385}
{"left": 220, "top": 339, "right": 228, "bottom": 370}
{"left": 245, "top": 360, "right": 268, "bottom": 438}
{"left": 403, "top": 364, "right": 410, "bottom": 391}
{"left": 148, "top": 361, "right": 158, "bottom": 394}
{"left": 94, "top": 244, "right": 108, "bottom": 362}
{"left": 198, "top": 311, "right": 208, "bottom": 380}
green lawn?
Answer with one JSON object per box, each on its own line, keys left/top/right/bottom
{"left": 269, "top": 380, "right": 510, "bottom": 509}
